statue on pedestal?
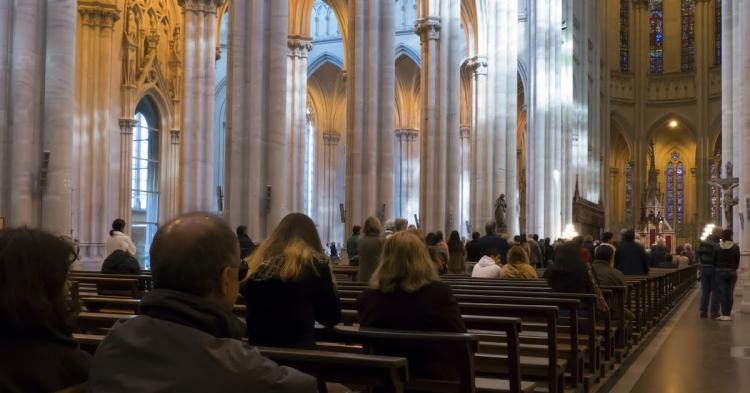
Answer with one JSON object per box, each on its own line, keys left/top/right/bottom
{"left": 494, "top": 194, "right": 507, "bottom": 233}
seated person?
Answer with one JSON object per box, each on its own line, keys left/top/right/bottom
{"left": 0, "top": 228, "right": 91, "bottom": 393}
{"left": 544, "top": 241, "right": 590, "bottom": 293}
{"left": 471, "top": 248, "right": 502, "bottom": 278}
{"left": 242, "top": 213, "right": 341, "bottom": 348}
{"left": 358, "top": 231, "right": 466, "bottom": 380}
{"left": 89, "top": 213, "right": 317, "bottom": 392}
{"left": 500, "top": 245, "right": 539, "bottom": 279}
{"left": 657, "top": 254, "right": 678, "bottom": 269}
{"left": 591, "top": 246, "right": 634, "bottom": 321}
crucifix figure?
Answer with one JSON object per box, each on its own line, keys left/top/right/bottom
{"left": 709, "top": 161, "right": 739, "bottom": 227}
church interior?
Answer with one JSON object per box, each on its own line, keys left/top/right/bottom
{"left": 1, "top": 0, "right": 750, "bottom": 392}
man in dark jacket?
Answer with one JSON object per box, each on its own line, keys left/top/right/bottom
{"left": 477, "top": 222, "right": 510, "bottom": 263}
{"left": 715, "top": 229, "right": 740, "bottom": 320}
{"left": 89, "top": 213, "right": 316, "bottom": 393}
{"left": 346, "top": 225, "right": 361, "bottom": 265}
{"left": 614, "top": 229, "right": 650, "bottom": 276}
{"left": 591, "top": 246, "right": 634, "bottom": 321}
{"left": 697, "top": 227, "right": 722, "bottom": 319}
{"left": 465, "top": 232, "right": 482, "bottom": 262}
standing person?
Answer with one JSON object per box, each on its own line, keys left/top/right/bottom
{"left": 105, "top": 218, "right": 136, "bottom": 257}
{"left": 89, "top": 213, "right": 317, "bottom": 392}
{"left": 447, "top": 230, "right": 467, "bottom": 274}
{"left": 500, "top": 245, "right": 539, "bottom": 279}
{"left": 357, "top": 231, "right": 466, "bottom": 380}
{"left": 0, "top": 228, "right": 92, "bottom": 392}
{"left": 242, "top": 213, "right": 341, "bottom": 348}
{"left": 472, "top": 249, "right": 502, "bottom": 278}
{"left": 614, "top": 229, "right": 650, "bottom": 275}
{"left": 650, "top": 238, "right": 668, "bottom": 267}
{"left": 346, "top": 225, "right": 361, "bottom": 266}
{"left": 236, "top": 225, "right": 256, "bottom": 260}
{"left": 544, "top": 237, "right": 555, "bottom": 267}
{"left": 357, "top": 217, "right": 385, "bottom": 283}
{"left": 697, "top": 227, "right": 722, "bottom": 319}
{"left": 465, "top": 232, "right": 482, "bottom": 262}
{"left": 478, "top": 222, "right": 510, "bottom": 262}
{"left": 674, "top": 245, "right": 690, "bottom": 268}
{"left": 715, "top": 229, "right": 740, "bottom": 321}
{"left": 528, "top": 234, "right": 544, "bottom": 268}
{"left": 683, "top": 243, "right": 697, "bottom": 265}
{"left": 435, "top": 231, "right": 449, "bottom": 254}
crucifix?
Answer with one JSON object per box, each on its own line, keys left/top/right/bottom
{"left": 709, "top": 161, "right": 739, "bottom": 227}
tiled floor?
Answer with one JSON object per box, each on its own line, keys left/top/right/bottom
{"left": 620, "top": 289, "right": 750, "bottom": 393}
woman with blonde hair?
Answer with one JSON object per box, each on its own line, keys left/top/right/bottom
{"left": 241, "top": 213, "right": 340, "bottom": 348}
{"left": 356, "top": 216, "right": 385, "bottom": 283}
{"left": 500, "top": 245, "right": 539, "bottom": 279}
{"left": 357, "top": 230, "right": 465, "bottom": 379}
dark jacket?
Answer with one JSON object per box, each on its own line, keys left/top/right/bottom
{"left": 242, "top": 259, "right": 341, "bottom": 348}
{"left": 89, "top": 289, "right": 316, "bottom": 392}
{"left": 697, "top": 235, "right": 721, "bottom": 267}
{"left": 477, "top": 235, "right": 510, "bottom": 262}
{"left": 716, "top": 241, "right": 740, "bottom": 270}
{"left": 346, "top": 234, "right": 360, "bottom": 264}
{"left": 614, "top": 239, "right": 650, "bottom": 275}
{"left": 0, "top": 325, "right": 90, "bottom": 393}
{"left": 582, "top": 241, "right": 596, "bottom": 260}
{"left": 101, "top": 249, "right": 141, "bottom": 275}
{"left": 357, "top": 281, "right": 466, "bottom": 379}
{"left": 591, "top": 260, "right": 634, "bottom": 320}
{"left": 238, "top": 234, "right": 256, "bottom": 260}
{"left": 465, "top": 239, "right": 482, "bottom": 262}
{"left": 357, "top": 234, "right": 384, "bottom": 282}
{"left": 649, "top": 244, "right": 668, "bottom": 267}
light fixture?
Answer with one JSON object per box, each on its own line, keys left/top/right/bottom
{"left": 669, "top": 120, "right": 678, "bottom": 128}
{"left": 561, "top": 223, "right": 579, "bottom": 240}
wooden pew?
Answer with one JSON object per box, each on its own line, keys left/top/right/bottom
{"left": 331, "top": 266, "right": 358, "bottom": 281}
{"left": 68, "top": 276, "right": 140, "bottom": 299}
{"left": 69, "top": 271, "right": 153, "bottom": 290}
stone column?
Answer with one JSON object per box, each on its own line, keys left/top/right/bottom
{"left": 468, "top": 55, "right": 489, "bottom": 231}
{"left": 320, "top": 132, "right": 341, "bottom": 244}
{"left": 118, "top": 118, "right": 137, "bottom": 229}
{"left": 74, "top": 2, "right": 120, "bottom": 259}
{"left": 416, "top": 0, "right": 462, "bottom": 234}
{"left": 287, "top": 36, "right": 313, "bottom": 213}
{"left": 345, "top": 0, "right": 395, "bottom": 230}
{"left": 735, "top": 0, "right": 750, "bottom": 313}
{"left": 0, "top": 1, "right": 9, "bottom": 216}
{"left": 459, "top": 126, "right": 471, "bottom": 235}
{"left": 179, "top": 0, "right": 223, "bottom": 212}
{"left": 395, "top": 128, "right": 419, "bottom": 222}
{"left": 226, "top": 0, "right": 289, "bottom": 237}
{"left": 165, "top": 129, "right": 181, "bottom": 221}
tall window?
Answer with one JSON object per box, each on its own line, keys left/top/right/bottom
{"left": 620, "top": 0, "right": 630, "bottom": 72}
{"left": 649, "top": 0, "right": 664, "bottom": 74}
{"left": 625, "top": 161, "right": 634, "bottom": 223}
{"left": 665, "top": 152, "right": 684, "bottom": 227}
{"left": 132, "top": 99, "right": 160, "bottom": 269}
{"left": 715, "top": 0, "right": 722, "bottom": 65}
{"left": 681, "top": 0, "right": 696, "bottom": 71}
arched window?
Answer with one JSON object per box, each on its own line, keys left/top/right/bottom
{"left": 620, "top": 0, "right": 630, "bottom": 72}
{"left": 625, "top": 161, "right": 634, "bottom": 223}
{"left": 665, "top": 152, "right": 684, "bottom": 227}
{"left": 666, "top": 161, "right": 674, "bottom": 221}
{"left": 681, "top": 0, "right": 696, "bottom": 71}
{"left": 715, "top": 0, "right": 722, "bottom": 65}
{"left": 649, "top": 0, "right": 664, "bottom": 74}
{"left": 132, "top": 98, "right": 160, "bottom": 268}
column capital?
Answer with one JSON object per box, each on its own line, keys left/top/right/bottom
{"left": 288, "top": 35, "right": 313, "bottom": 59}
{"left": 170, "top": 129, "right": 181, "bottom": 144}
{"left": 395, "top": 128, "right": 419, "bottom": 140}
{"left": 415, "top": 17, "right": 441, "bottom": 42}
{"left": 460, "top": 125, "right": 471, "bottom": 140}
{"left": 178, "top": 0, "right": 225, "bottom": 13}
{"left": 119, "top": 118, "right": 137, "bottom": 134}
{"left": 466, "top": 56, "right": 488, "bottom": 76}
{"left": 78, "top": 1, "right": 120, "bottom": 28}
{"left": 323, "top": 132, "right": 341, "bottom": 145}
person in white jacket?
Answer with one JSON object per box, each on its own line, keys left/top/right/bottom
{"left": 471, "top": 248, "right": 502, "bottom": 278}
{"left": 105, "top": 218, "right": 137, "bottom": 257}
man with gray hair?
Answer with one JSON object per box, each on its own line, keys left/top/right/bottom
{"left": 89, "top": 212, "right": 316, "bottom": 392}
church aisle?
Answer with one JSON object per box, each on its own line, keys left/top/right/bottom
{"left": 625, "top": 290, "right": 750, "bottom": 393}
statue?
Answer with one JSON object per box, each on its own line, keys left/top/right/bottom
{"left": 723, "top": 189, "right": 738, "bottom": 227}
{"left": 709, "top": 160, "right": 739, "bottom": 227}
{"left": 494, "top": 194, "right": 507, "bottom": 233}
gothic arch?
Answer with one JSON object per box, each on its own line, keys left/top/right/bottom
{"left": 645, "top": 112, "right": 698, "bottom": 142}
{"left": 610, "top": 110, "right": 635, "bottom": 149}
{"left": 395, "top": 44, "right": 421, "bottom": 67}
{"left": 395, "top": 55, "right": 421, "bottom": 131}
{"left": 309, "top": 52, "right": 344, "bottom": 74}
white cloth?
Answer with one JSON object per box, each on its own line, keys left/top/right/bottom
{"left": 471, "top": 256, "right": 501, "bottom": 278}
{"left": 105, "top": 231, "right": 137, "bottom": 257}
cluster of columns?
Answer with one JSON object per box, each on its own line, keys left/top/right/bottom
{"left": 394, "top": 128, "right": 420, "bottom": 223}
{"left": 721, "top": 0, "right": 750, "bottom": 313}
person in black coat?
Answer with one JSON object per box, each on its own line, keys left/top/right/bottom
{"left": 0, "top": 228, "right": 91, "bottom": 392}
{"left": 614, "top": 229, "right": 650, "bottom": 275}
{"left": 465, "top": 232, "right": 482, "bottom": 262}
{"left": 236, "top": 225, "right": 256, "bottom": 260}
{"left": 358, "top": 230, "right": 466, "bottom": 380}
{"left": 543, "top": 241, "right": 590, "bottom": 294}
{"left": 715, "top": 229, "right": 741, "bottom": 320}
{"left": 477, "top": 222, "right": 510, "bottom": 262}
{"left": 242, "top": 213, "right": 341, "bottom": 348}
{"left": 649, "top": 238, "right": 669, "bottom": 267}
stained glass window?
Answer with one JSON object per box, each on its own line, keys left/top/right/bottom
{"left": 716, "top": 0, "right": 722, "bottom": 65}
{"left": 132, "top": 98, "right": 160, "bottom": 269}
{"left": 649, "top": 0, "right": 664, "bottom": 74}
{"left": 666, "top": 162, "right": 674, "bottom": 221}
{"left": 625, "top": 161, "right": 634, "bottom": 223}
{"left": 676, "top": 162, "right": 684, "bottom": 224}
{"left": 681, "top": 0, "right": 696, "bottom": 71}
{"left": 620, "top": 0, "right": 630, "bottom": 72}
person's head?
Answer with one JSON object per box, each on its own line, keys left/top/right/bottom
{"left": 394, "top": 218, "right": 408, "bottom": 232}
{"left": 584, "top": 235, "right": 593, "bottom": 243}
{"left": 472, "top": 232, "right": 480, "bottom": 241}
{"left": 544, "top": 237, "right": 551, "bottom": 245}
{"left": 485, "top": 248, "right": 502, "bottom": 263}
{"left": 352, "top": 225, "right": 362, "bottom": 236}
{"left": 519, "top": 234, "right": 527, "bottom": 243}
{"left": 655, "top": 237, "right": 666, "bottom": 247}
{"left": 363, "top": 216, "right": 383, "bottom": 236}
{"left": 485, "top": 222, "right": 496, "bottom": 236}
{"left": 513, "top": 235, "right": 521, "bottom": 243}
{"left": 247, "top": 213, "right": 325, "bottom": 284}
{"left": 532, "top": 234, "right": 539, "bottom": 241}
{"left": 370, "top": 231, "right": 439, "bottom": 293}
{"left": 425, "top": 232, "right": 438, "bottom": 246}
{"left": 110, "top": 218, "right": 126, "bottom": 236}
{"left": 553, "top": 241, "right": 586, "bottom": 273}
{"left": 722, "top": 229, "right": 734, "bottom": 242}
{"left": 684, "top": 243, "right": 693, "bottom": 251}
{"left": 435, "top": 231, "right": 444, "bottom": 242}
{"left": 622, "top": 229, "right": 636, "bottom": 242}
{"left": 507, "top": 245, "right": 530, "bottom": 266}
{"left": 710, "top": 226, "right": 723, "bottom": 239}
{"left": 407, "top": 224, "right": 417, "bottom": 231}
{"left": 0, "top": 228, "right": 77, "bottom": 333}
{"left": 151, "top": 213, "right": 240, "bottom": 311}
{"left": 601, "top": 232, "right": 614, "bottom": 244}
{"left": 236, "top": 225, "right": 248, "bottom": 237}
{"left": 383, "top": 220, "right": 396, "bottom": 233}
{"left": 594, "top": 245, "right": 614, "bottom": 266}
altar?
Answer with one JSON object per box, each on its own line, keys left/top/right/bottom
{"left": 638, "top": 140, "right": 676, "bottom": 253}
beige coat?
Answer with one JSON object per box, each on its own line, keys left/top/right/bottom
{"left": 500, "top": 262, "right": 538, "bottom": 279}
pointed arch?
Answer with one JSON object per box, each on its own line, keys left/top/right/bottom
{"left": 395, "top": 44, "right": 421, "bottom": 67}
{"left": 308, "top": 52, "right": 344, "bottom": 75}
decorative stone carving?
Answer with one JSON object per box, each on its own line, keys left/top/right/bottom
{"left": 466, "top": 56, "right": 488, "bottom": 76}
{"left": 178, "top": 0, "right": 224, "bottom": 12}
{"left": 322, "top": 132, "right": 341, "bottom": 146}
{"left": 415, "top": 17, "right": 441, "bottom": 42}
{"left": 78, "top": 2, "right": 120, "bottom": 27}
{"left": 118, "top": 118, "right": 137, "bottom": 134}
{"left": 288, "top": 36, "right": 313, "bottom": 59}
